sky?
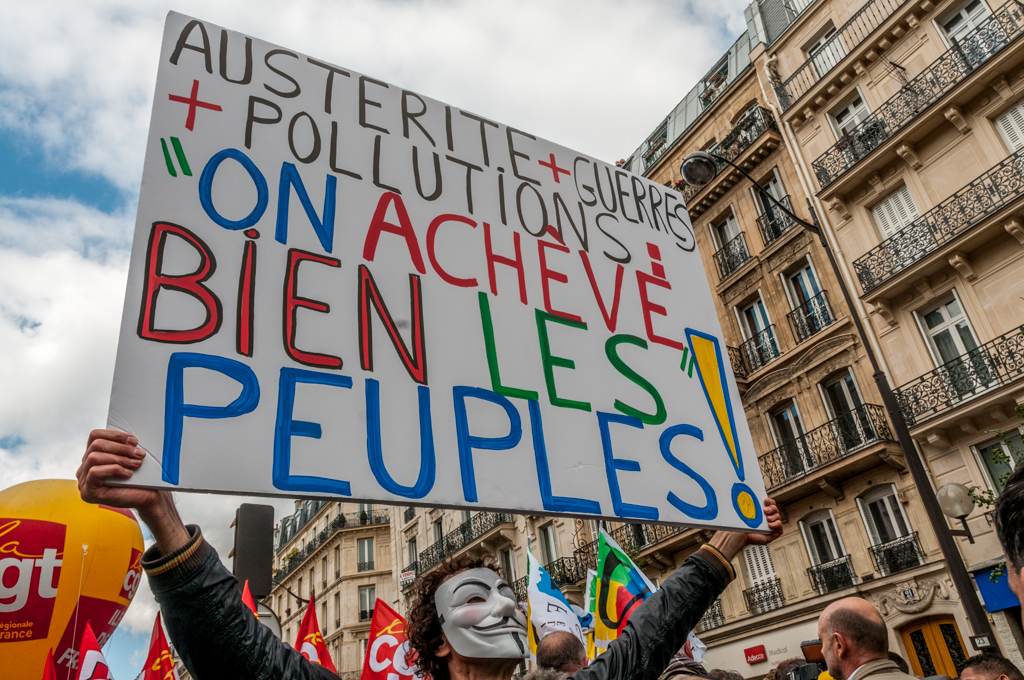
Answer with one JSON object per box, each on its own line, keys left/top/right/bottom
{"left": 0, "top": 0, "right": 750, "bottom": 676}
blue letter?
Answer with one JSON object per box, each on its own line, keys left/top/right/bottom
{"left": 199, "top": 149, "right": 269, "bottom": 230}
{"left": 274, "top": 367, "right": 352, "bottom": 494}
{"left": 660, "top": 424, "right": 718, "bottom": 520}
{"left": 276, "top": 162, "right": 337, "bottom": 252}
{"left": 365, "top": 378, "right": 435, "bottom": 499}
{"left": 529, "top": 400, "right": 601, "bottom": 514}
{"left": 597, "top": 411, "right": 658, "bottom": 520}
{"left": 453, "top": 386, "right": 522, "bottom": 502}
{"left": 163, "top": 352, "right": 260, "bottom": 485}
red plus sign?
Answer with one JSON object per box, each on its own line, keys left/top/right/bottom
{"left": 168, "top": 79, "right": 223, "bottom": 131}
{"left": 538, "top": 153, "right": 570, "bottom": 183}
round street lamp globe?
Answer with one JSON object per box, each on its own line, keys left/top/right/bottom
{"left": 679, "top": 151, "right": 719, "bottom": 187}
{"left": 937, "top": 482, "right": 976, "bottom": 520}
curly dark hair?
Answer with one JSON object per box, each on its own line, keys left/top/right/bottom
{"left": 405, "top": 554, "right": 503, "bottom": 680}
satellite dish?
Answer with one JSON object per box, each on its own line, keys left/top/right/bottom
{"left": 257, "top": 602, "right": 282, "bottom": 639}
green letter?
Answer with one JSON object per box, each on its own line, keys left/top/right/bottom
{"left": 606, "top": 334, "right": 666, "bottom": 425}
{"left": 478, "top": 292, "right": 538, "bottom": 400}
{"left": 536, "top": 310, "right": 590, "bottom": 411}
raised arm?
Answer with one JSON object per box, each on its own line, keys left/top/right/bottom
{"left": 572, "top": 500, "right": 783, "bottom": 680}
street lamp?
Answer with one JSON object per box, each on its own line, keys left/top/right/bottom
{"left": 938, "top": 483, "right": 977, "bottom": 544}
{"left": 679, "top": 151, "right": 996, "bottom": 642}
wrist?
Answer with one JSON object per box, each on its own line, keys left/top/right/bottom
{"left": 707, "top": 531, "right": 749, "bottom": 562}
{"left": 138, "top": 493, "right": 190, "bottom": 555}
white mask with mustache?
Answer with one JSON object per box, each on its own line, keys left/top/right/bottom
{"left": 434, "top": 568, "right": 529, "bottom": 659}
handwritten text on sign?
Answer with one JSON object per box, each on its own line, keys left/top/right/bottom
{"left": 108, "top": 12, "right": 766, "bottom": 531}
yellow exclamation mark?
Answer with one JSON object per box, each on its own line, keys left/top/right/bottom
{"left": 685, "top": 328, "right": 763, "bottom": 528}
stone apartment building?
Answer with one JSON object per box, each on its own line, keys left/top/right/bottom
{"left": 616, "top": 0, "right": 1024, "bottom": 675}
{"left": 268, "top": 499, "right": 395, "bottom": 678}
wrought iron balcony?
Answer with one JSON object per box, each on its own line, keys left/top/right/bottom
{"left": 574, "top": 522, "right": 664, "bottom": 572}
{"left": 417, "top": 512, "right": 514, "bottom": 573}
{"left": 775, "top": 0, "right": 910, "bottom": 110}
{"left": 855, "top": 148, "right": 1024, "bottom": 293}
{"left": 758, "top": 404, "right": 894, "bottom": 490}
{"left": 357, "top": 560, "right": 374, "bottom": 572}
{"left": 510, "top": 575, "right": 528, "bottom": 604}
{"left": 894, "top": 325, "right": 1024, "bottom": 426}
{"left": 714, "top": 233, "right": 751, "bottom": 279}
{"left": 812, "top": 1, "right": 1024, "bottom": 187}
{"left": 404, "top": 506, "right": 416, "bottom": 523}
{"left": 544, "top": 556, "right": 587, "bottom": 588}
{"left": 680, "top": 107, "right": 778, "bottom": 204}
{"left": 359, "top": 608, "right": 374, "bottom": 622}
{"left": 808, "top": 555, "right": 856, "bottom": 594}
{"left": 869, "top": 532, "right": 925, "bottom": 575}
{"left": 739, "top": 326, "right": 781, "bottom": 372}
{"left": 743, "top": 577, "right": 785, "bottom": 614}
{"left": 757, "top": 195, "right": 799, "bottom": 246}
{"left": 272, "top": 510, "right": 391, "bottom": 585}
{"left": 697, "top": 599, "right": 725, "bottom": 632}
{"left": 787, "top": 291, "right": 835, "bottom": 343}
{"left": 729, "top": 346, "right": 749, "bottom": 378}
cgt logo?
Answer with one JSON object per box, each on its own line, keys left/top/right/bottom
{"left": 119, "top": 548, "right": 143, "bottom": 601}
{"left": 0, "top": 518, "right": 66, "bottom": 641}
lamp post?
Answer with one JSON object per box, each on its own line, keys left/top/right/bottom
{"left": 679, "top": 151, "right": 995, "bottom": 642}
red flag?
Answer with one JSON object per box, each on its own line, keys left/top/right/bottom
{"left": 41, "top": 648, "right": 57, "bottom": 680}
{"left": 241, "top": 580, "right": 258, "bottom": 616}
{"left": 295, "top": 593, "right": 337, "bottom": 674}
{"left": 75, "top": 622, "right": 113, "bottom": 680}
{"left": 361, "top": 600, "right": 420, "bottom": 680}
{"left": 142, "top": 613, "right": 179, "bottom": 680}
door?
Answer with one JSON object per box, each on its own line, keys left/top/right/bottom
{"left": 822, "top": 370, "right": 871, "bottom": 451}
{"left": 920, "top": 294, "right": 993, "bottom": 401}
{"left": 743, "top": 545, "right": 783, "bottom": 613}
{"left": 770, "top": 401, "right": 812, "bottom": 479}
{"left": 900, "top": 617, "right": 968, "bottom": 678}
{"left": 739, "top": 297, "right": 777, "bottom": 369}
{"left": 943, "top": 0, "right": 999, "bottom": 68}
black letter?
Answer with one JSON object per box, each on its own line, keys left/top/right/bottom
{"left": 265, "top": 50, "right": 301, "bottom": 98}
{"left": 219, "top": 30, "right": 252, "bottom": 85}
{"left": 360, "top": 76, "right": 390, "bottom": 134}
{"left": 459, "top": 111, "right": 499, "bottom": 167}
{"left": 288, "top": 112, "right": 321, "bottom": 164}
{"left": 402, "top": 91, "right": 436, "bottom": 147}
{"left": 246, "top": 97, "right": 282, "bottom": 149}
{"left": 507, "top": 128, "right": 540, "bottom": 185}
{"left": 446, "top": 156, "right": 483, "bottom": 214}
{"left": 413, "top": 147, "right": 443, "bottom": 201}
{"left": 170, "top": 20, "right": 212, "bottom": 73}
{"left": 307, "top": 58, "right": 351, "bottom": 114}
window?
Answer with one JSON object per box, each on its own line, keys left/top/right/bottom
{"left": 996, "top": 98, "right": 1024, "bottom": 152}
{"left": 334, "top": 546, "right": 340, "bottom": 579}
{"left": 360, "top": 637, "right": 368, "bottom": 662}
{"left": 461, "top": 510, "right": 472, "bottom": 525}
{"left": 940, "top": 0, "right": 992, "bottom": 44}
{"left": 432, "top": 518, "right": 444, "bottom": 543}
{"left": 872, "top": 185, "right": 920, "bottom": 240}
{"left": 807, "top": 23, "right": 847, "bottom": 79}
{"left": 768, "top": 400, "right": 812, "bottom": 479}
{"left": 407, "top": 536, "right": 418, "bottom": 565}
{"left": 539, "top": 524, "right": 559, "bottom": 564}
{"left": 333, "top": 592, "right": 341, "bottom": 629}
{"left": 800, "top": 510, "right": 855, "bottom": 593}
{"left": 309, "top": 568, "right": 315, "bottom": 596}
{"left": 298, "top": 577, "right": 303, "bottom": 599}
{"left": 820, "top": 369, "right": 873, "bottom": 451}
{"left": 700, "top": 58, "right": 730, "bottom": 108}
{"left": 358, "top": 503, "right": 373, "bottom": 522}
{"left": 500, "top": 547, "right": 517, "bottom": 581}
{"left": 858, "top": 484, "right": 922, "bottom": 575}
{"left": 321, "top": 601, "right": 328, "bottom": 628}
{"left": 752, "top": 168, "right": 792, "bottom": 243}
{"left": 736, "top": 295, "right": 779, "bottom": 370}
{"left": 832, "top": 94, "right": 871, "bottom": 138}
{"left": 916, "top": 291, "right": 993, "bottom": 400}
{"left": 358, "top": 537, "right": 375, "bottom": 571}
{"left": 359, "top": 585, "right": 376, "bottom": 621}
{"left": 974, "top": 432, "right": 1024, "bottom": 494}
{"left": 321, "top": 557, "right": 327, "bottom": 587}
{"left": 710, "top": 210, "right": 748, "bottom": 279}
{"left": 743, "top": 545, "right": 783, "bottom": 613}
{"left": 784, "top": 259, "right": 831, "bottom": 341}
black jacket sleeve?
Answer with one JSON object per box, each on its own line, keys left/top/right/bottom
{"left": 144, "top": 526, "right": 336, "bottom": 680}
{"left": 570, "top": 546, "right": 734, "bottom": 680}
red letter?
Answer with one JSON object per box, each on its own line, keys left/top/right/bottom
{"left": 284, "top": 249, "right": 342, "bottom": 368}
{"left": 138, "top": 222, "right": 221, "bottom": 343}
{"left": 580, "top": 250, "right": 624, "bottom": 332}
{"left": 636, "top": 271, "right": 683, "bottom": 350}
{"left": 483, "top": 222, "right": 527, "bottom": 305}
{"left": 537, "top": 239, "right": 582, "bottom": 323}
{"left": 427, "top": 213, "right": 477, "bottom": 287}
{"left": 362, "top": 192, "right": 426, "bottom": 273}
{"left": 237, "top": 239, "right": 257, "bottom": 357}
{"left": 359, "top": 265, "right": 428, "bottom": 384}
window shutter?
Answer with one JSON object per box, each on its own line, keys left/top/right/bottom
{"left": 744, "top": 544, "right": 777, "bottom": 585}
{"left": 996, "top": 99, "right": 1024, "bottom": 152}
{"left": 857, "top": 497, "right": 882, "bottom": 546}
{"left": 873, "top": 186, "right": 920, "bottom": 239}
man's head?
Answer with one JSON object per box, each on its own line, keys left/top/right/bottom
{"left": 961, "top": 653, "right": 1024, "bottom": 680}
{"left": 995, "top": 461, "right": 1024, "bottom": 623}
{"left": 406, "top": 556, "right": 528, "bottom": 680}
{"left": 817, "top": 597, "right": 888, "bottom": 680}
{"left": 536, "top": 631, "right": 588, "bottom": 674}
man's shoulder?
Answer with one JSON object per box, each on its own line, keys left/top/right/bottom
{"left": 858, "top": 658, "right": 916, "bottom": 680}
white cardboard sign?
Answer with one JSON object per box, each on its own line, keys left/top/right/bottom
{"left": 109, "top": 12, "right": 767, "bottom": 531}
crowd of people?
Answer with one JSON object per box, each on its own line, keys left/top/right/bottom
{"left": 76, "top": 429, "right": 1024, "bottom": 680}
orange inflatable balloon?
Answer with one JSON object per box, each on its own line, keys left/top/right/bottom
{"left": 0, "top": 479, "right": 144, "bottom": 680}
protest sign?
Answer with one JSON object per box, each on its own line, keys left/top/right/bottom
{"left": 108, "top": 12, "right": 767, "bottom": 531}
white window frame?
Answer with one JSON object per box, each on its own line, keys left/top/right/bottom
{"left": 798, "top": 509, "right": 847, "bottom": 566}
{"left": 871, "top": 184, "right": 921, "bottom": 240}
{"left": 778, "top": 255, "right": 824, "bottom": 311}
{"left": 911, "top": 288, "right": 981, "bottom": 369}
{"left": 936, "top": 0, "right": 993, "bottom": 48}
{"left": 733, "top": 290, "right": 773, "bottom": 341}
{"left": 829, "top": 89, "right": 871, "bottom": 139}
{"left": 970, "top": 424, "right": 1024, "bottom": 492}
{"left": 749, "top": 167, "right": 787, "bottom": 217}
{"left": 856, "top": 483, "right": 913, "bottom": 546}
{"left": 995, "top": 98, "right": 1024, "bottom": 153}
{"left": 539, "top": 523, "right": 559, "bottom": 564}
{"left": 359, "top": 584, "right": 376, "bottom": 615}
{"left": 766, "top": 398, "right": 808, "bottom": 449}
{"left": 357, "top": 537, "right": 375, "bottom": 566}
{"left": 709, "top": 206, "right": 741, "bottom": 251}
{"left": 806, "top": 22, "right": 847, "bottom": 79}
{"left": 816, "top": 367, "right": 865, "bottom": 420}
{"left": 500, "top": 547, "right": 517, "bottom": 581}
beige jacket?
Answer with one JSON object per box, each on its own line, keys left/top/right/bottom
{"left": 853, "top": 658, "right": 919, "bottom": 680}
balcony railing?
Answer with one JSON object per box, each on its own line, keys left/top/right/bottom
{"left": 357, "top": 561, "right": 374, "bottom": 572}
{"left": 739, "top": 326, "right": 782, "bottom": 372}
{"left": 729, "top": 346, "right": 749, "bottom": 378}
{"left": 869, "top": 532, "right": 925, "bottom": 575}
{"left": 680, "top": 107, "right": 779, "bottom": 204}
{"left": 812, "top": 1, "right": 1024, "bottom": 187}
{"left": 697, "top": 599, "right": 725, "bottom": 632}
{"left": 808, "top": 555, "right": 856, "bottom": 594}
{"left": 575, "top": 522, "right": 669, "bottom": 573}
{"left": 273, "top": 511, "right": 391, "bottom": 585}
{"left": 776, "top": 0, "right": 910, "bottom": 110}
{"left": 418, "top": 512, "right": 514, "bottom": 573}
{"left": 894, "top": 326, "right": 1024, "bottom": 426}
{"left": 788, "top": 291, "right": 835, "bottom": 343}
{"left": 757, "top": 195, "right": 799, "bottom": 246}
{"left": 714, "top": 233, "right": 751, "bottom": 278}
{"left": 359, "top": 608, "right": 374, "bottom": 622}
{"left": 544, "top": 556, "right": 588, "bottom": 588}
{"left": 404, "top": 506, "right": 416, "bottom": 523}
{"left": 743, "top": 577, "right": 785, "bottom": 614}
{"left": 510, "top": 575, "right": 528, "bottom": 604}
{"left": 758, "top": 404, "right": 894, "bottom": 490}
{"left": 855, "top": 148, "right": 1024, "bottom": 293}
